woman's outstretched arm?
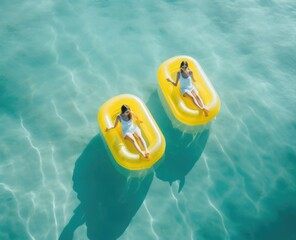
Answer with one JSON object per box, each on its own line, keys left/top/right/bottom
{"left": 106, "top": 115, "right": 120, "bottom": 131}
{"left": 166, "top": 72, "right": 180, "bottom": 86}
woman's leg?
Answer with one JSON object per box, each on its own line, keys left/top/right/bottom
{"left": 184, "top": 91, "right": 208, "bottom": 116}
{"left": 184, "top": 92, "right": 202, "bottom": 108}
{"left": 191, "top": 90, "right": 209, "bottom": 116}
{"left": 134, "top": 128, "right": 150, "bottom": 158}
{"left": 125, "top": 133, "right": 145, "bottom": 157}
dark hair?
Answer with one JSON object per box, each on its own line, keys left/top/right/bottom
{"left": 121, "top": 104, "right": 129, "bottom": 114}
{"left": 121, "top": 104, "right": 132, "bottom": 120}
{"left": 180, "top": 61, "right": 188, "bottom": 68}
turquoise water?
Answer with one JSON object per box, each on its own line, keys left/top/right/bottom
{"left": 1, "top": 0, "right": 296, "bottom": 239}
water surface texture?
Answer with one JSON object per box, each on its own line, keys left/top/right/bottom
{"left": 1, "top": 0, "right": 296, "bottom": 239}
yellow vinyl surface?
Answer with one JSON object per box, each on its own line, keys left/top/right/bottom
{"left": 158, "top": 56, "right": 221, "bottom": 125}
{"left": 98, "top": 94, "right": 166, "bottom": 170}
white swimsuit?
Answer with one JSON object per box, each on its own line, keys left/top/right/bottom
{"left": 179, "top": 71, "right": 197, "bottom": 95}
{"left": 119, "top": 115, "right": 138, "bottom": 137}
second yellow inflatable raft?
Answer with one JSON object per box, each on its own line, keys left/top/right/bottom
{"left": 158, "top": 56, "right": 220, "bottom": 126}
{"left": 98, "top": 94, "right": 166, "bottom": 171}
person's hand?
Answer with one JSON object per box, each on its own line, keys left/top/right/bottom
{"left": 166, "top": 78, "right": 171, "bottom": 82}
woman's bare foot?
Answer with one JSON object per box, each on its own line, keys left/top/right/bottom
{"left": 203, "top": 108, "right": 209, "bottom": 117}
{"left": 139, "top": 151, "right": 146, "bottom": 158}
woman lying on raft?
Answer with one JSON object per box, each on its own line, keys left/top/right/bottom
{"left": 106, "top": 104, "right": 150, "bottom": 159}
{"left": 167, "top": 61, "right": 209, "bottom": 117}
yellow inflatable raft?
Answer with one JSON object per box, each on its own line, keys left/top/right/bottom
{"left": 98, "top": 94, "right": 166, "bottom": 171}
{"left": 158, "top": 56, "right": 220, "bottom": 126}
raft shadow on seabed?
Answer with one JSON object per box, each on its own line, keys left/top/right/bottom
{"left": 147, "top": 91, "right": 210, "bottom": 192}
{"left": 59, "top": 134, "right": 154, "bottom": 240}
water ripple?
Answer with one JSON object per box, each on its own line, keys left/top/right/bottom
{"left": 169, "top": 186, "right": 194, "bottom": 239}
{"left": 0, "top": 183, "right": 36, "bottom": 240}
{"left": 49, "top": 191, "right": 59, "bottom": 240}
{"left": 72, "top": 101, "right": 89, "bottom": 124}
{"left": 143, "top": 200, "right": 160, "bottom": 240}
{"left": 206, "top": 195, "right": 229, "bottom": 240}
{"left": 51, "top": 100, "right": 71, "bottom": 129}
{"left": 20, "top": 117, "right": 45, "bottom": 186}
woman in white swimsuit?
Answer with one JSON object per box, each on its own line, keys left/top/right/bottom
{"left": 106, "top": 105, "right": 150, "bottom": 159}
{"left": 167, "top": 61, "right": 209, "bottom": 117}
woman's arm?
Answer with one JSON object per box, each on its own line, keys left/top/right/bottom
{"left": 106, "top": 115, "right": 120, "bottom": 131}
{"left": 131, "top": 111, "right": 143, "bottom": 123}
{"left": 166, "top": 72, "right": 180, "bottom": 86}
{"left": 190, "top": 70, "right": 196, "bottom": 82}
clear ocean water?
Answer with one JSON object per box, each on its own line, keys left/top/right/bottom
{"left": 1, "top": 0, "right": 296, "bottom": 239}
